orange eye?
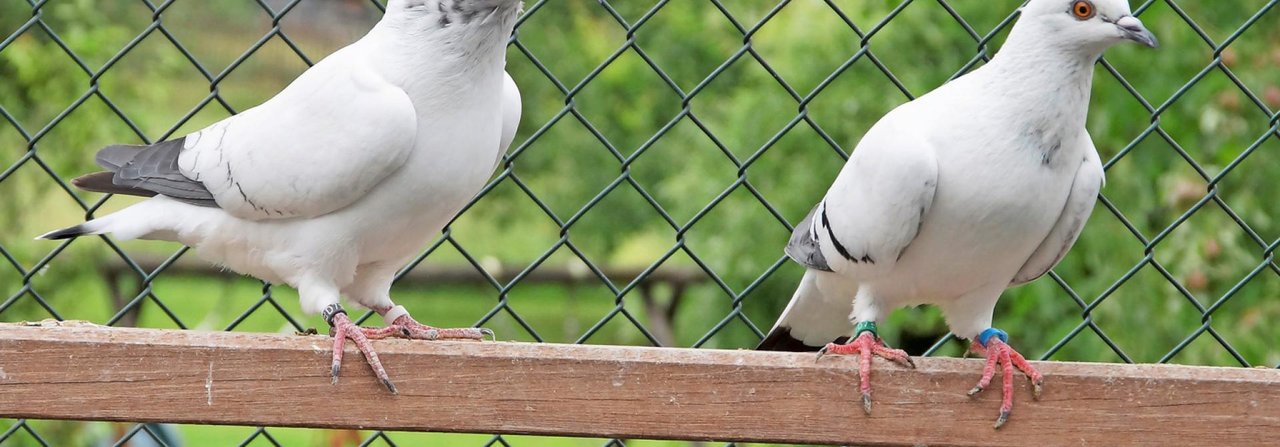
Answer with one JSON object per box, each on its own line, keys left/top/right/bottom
{"left": 1072, "top": 1, "right": 1095, "bottom": 19}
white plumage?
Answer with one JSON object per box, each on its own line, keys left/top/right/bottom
{"left": 47, "top": 0, "right": 521, "bottom": 313}
{"left": 774, "top": 64, "right": 1105, "bottom": 343}
{"left": 757, "top": 0, "right": 1156, "bottom": 428}
{"left": 41, "top": 0, "right": 525, "bottom": 392}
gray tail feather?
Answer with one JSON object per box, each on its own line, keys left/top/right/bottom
{"left": 37, "top": 224, "right": 91, "bottom": 240}
{"left": 72, "top": 171, "right": 158, "bottom": 198}
{"left": 83, "top": 139, "right": 218, "bottom": 207}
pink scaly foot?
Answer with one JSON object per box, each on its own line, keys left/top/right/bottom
{"left": 323, "top": 304, "right": 397, "bottom": 394}
{"left": 360, "top": 305, "right": 494, "bottom": 341}
{"left": 967, "top": 328, "right": 1045, "bottom": 429}
{"left": 815, "top": 322, "right": 916, "bottom": 414}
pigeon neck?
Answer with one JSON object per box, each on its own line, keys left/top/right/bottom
{"left": 983, "top": 47, "right": 1096, "bottom": 104}
{"left": 367, "top": 25, "right": 510, "bottom": 96}
{"left": 983, "top": 24, "right": 1099, "bottom": 119}
{"left": 971, "top": 23, "right": 1099, "bottom": 152}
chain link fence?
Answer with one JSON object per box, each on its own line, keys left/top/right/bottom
{"left": 2, "top": 0, "right": 1278, "bottom": 445}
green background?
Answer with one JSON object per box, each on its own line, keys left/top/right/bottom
{"left": 1, "top": 0, "right": 1277, "bottom": 445}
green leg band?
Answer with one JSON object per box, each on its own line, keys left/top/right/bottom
{"left": 853, "top": 321, "right": 878, "bottom": 337}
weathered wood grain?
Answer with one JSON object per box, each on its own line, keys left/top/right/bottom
{"left": 0, "top": 322, "right": 1275, "bottom": 446}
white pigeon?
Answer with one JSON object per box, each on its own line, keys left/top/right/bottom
{"left": 756, "top": 0, "right": 1156, "bottom": 428}
{"left": 39, "top": 0, "right": 525, "bottom": 393}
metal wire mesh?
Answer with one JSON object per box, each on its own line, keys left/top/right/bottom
{"left": 1, "top": 0, "right": 1278, "bottom": 445}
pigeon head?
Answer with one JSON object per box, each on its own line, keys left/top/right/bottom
{"left": 1018, "top": 0, "right": 1158, "bottom": 52}
{"left": 375, "top": 0, "right": 522, "bottom": 76}
{"left": 384, "top": 0, "right": 523, "bottom": 33}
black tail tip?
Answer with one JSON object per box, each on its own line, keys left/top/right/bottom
{"left": 757, "top": 326, "right": 848, "bottom": 352}
{"left": 758, "top": 327, "right": 819, "bottom": 352}
{"left": 36, "top": 225, "right": 87, "bottom": 240}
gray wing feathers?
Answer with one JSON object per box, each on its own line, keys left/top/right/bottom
{"left": 94, "top": 139, "right": 218, "bottom": 207}
{"left": 94, "top": 145, "right": 139, "bottom": 171}
{"left": 785, "top": 204, "right": 833, "bottom": 272}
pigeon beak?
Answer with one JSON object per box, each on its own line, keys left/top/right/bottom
{"left": 1116, "top": 16, "right": 1158, "bottom": 48}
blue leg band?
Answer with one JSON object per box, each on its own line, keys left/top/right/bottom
{"left": 978, "top": 327, "right": 1008, "bottom": 347}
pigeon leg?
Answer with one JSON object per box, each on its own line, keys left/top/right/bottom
{"left": 361, "top": 305, "right": 494, "bottom": 341}
{"left": 966, "top": 328, "right": 1044, "bottom": 429}
{"left": 815, "top": 321, "right": 916, "bottom": 415}
{"left": 324, "top": 304, "right": 397, "bottom": 394}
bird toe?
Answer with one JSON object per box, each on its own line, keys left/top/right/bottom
{"left": 994, "top": 410, "right": 1010, "bottom": 430}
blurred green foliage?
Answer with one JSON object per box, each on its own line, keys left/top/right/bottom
{"left": 1, "top": 0, "right": 1278, "bottom": 445}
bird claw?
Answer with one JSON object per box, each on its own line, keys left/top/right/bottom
{"left": 378, "top": 316, "right": 493, "bottom": 341}
{"left": 967, "top": 335, "right": 1042, "bottom": 429}
{"left": 815, "top": 346, "right": 830, "bottom": 362}
{"left": 329, "top": 311, "right": 397, "bottom": 394}
{"left": 816, "top": 332, "right": 914, "bottom": 417}
{"left": 994, "top": 410, "right": 1010, "bottom": 430}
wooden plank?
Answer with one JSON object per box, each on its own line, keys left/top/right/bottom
{"left": 0, "top": 321, "right": 1275, "bottom": 446}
